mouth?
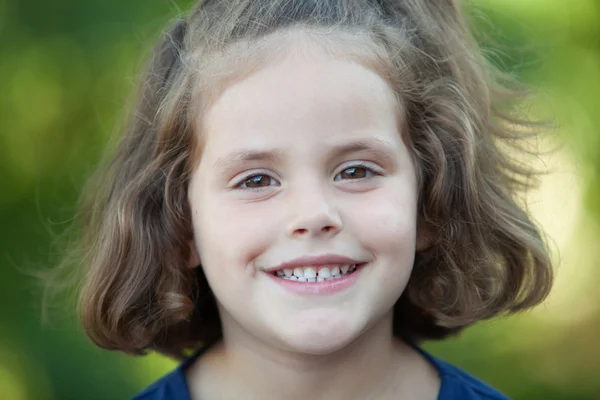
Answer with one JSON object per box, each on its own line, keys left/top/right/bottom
{"left": 270, "top": 263, "right": 364, "bottom": 282}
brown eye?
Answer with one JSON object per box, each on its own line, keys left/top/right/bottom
{"left": 341, "top": 167, "right": 366, "bottom": 179}
{"left": 336, "top": 166, "right": 372, "bottom": 181}
{"left": 242, "top": 175, "right": 273, "bottom": 188}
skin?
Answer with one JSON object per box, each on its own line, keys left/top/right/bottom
{"left": 186, "top": 45, "right": 439, "bottom": 399}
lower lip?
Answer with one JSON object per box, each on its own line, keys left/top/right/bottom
{"left": 266, "top": 264, "right": 366, "bottom": 295}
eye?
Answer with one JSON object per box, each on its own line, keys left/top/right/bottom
{"left": 235, "top": 174, "right": 279, "bottom": 189}
{"left": 334, "top": 164, "right": 377, "bottom": 181}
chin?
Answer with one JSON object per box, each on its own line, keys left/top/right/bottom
{"left": 275, "top": 312, "right": 362, "bottom": 355}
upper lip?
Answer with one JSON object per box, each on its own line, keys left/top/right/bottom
{"left": 265, "top": 254, "right": 363, "bottom": 272}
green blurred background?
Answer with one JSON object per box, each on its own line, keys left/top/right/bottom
{"left": 1, "top": 0, "right": 599, "bottom": 398}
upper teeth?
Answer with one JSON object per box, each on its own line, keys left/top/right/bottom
{"left": 275, "top": 264, "right": 357, "bottom": 280}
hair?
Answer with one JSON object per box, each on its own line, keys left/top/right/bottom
{"left": 46, "top": 0, "right": 554, "bottom": 360}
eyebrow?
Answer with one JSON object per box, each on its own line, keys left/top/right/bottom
{"left": 213, "top": 138, "right": 397, "bottom": 174}
{"left": 213, "top": 148, "right": 285, "bottom": 175}
{"left": 327, "top": 139, "right": 396, "bottom": 162}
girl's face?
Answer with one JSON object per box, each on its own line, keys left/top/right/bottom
{"left": 188, "top": 49, "right": 420, "bottom": 355}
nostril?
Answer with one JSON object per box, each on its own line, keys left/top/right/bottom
{"left": 293, "top": 228, "right": 308, "bottom": 236}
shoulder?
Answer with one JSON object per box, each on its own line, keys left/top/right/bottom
{"left": 436, "top": 359, "right": 510, "bottom": 400}
{"left": 130, "top": 368, "right": 190, "bottom": 400}
{"left": 417, "top": 347, "right": 510, "bottom": 400}
{"left": 131, "top": 344, "right": 214, "bottom": 400}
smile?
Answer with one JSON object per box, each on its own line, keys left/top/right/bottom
{"left": 272, "top": 264, "right": 358, "bottom": 282}
{"left": 266, "top": 263, "right": 367, "bottom": 295}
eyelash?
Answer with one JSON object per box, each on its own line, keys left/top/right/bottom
{"left": 233, "top": 163, "right": 381, "bottom": 191}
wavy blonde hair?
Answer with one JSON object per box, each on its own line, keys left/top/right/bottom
{"left": 46, "top": 0, "right": 553, "bottom": 359}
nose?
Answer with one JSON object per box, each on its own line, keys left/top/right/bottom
{"left": 285, "top": 182, "right": 342, "bottom": 239}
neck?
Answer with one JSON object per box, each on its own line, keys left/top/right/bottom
{"left": 187, "top": 312, "right": 440, "bottom": 400}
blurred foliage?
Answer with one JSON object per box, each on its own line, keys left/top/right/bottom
{"left": 1, "top": 0, "right": 599, "bottom": 399}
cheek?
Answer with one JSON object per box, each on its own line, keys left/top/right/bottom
{"left": 348, "top": 184, "right": 418, "bottom": 251}
{"left": 213, "top": 200, "right": 278, "bottom": 240}
{"left": 191, "top": 194, "right": 278, "bottom": 271}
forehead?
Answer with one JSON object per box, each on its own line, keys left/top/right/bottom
{"left": 226, "top": 58, "right": 392, "bottom": 122}
{"left": 192, "top": 29, "right": 401, "bottom": 124}
{"left": 191, "top": 31, "right": 407, "bottom": 167}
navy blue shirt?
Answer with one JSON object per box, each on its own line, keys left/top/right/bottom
{"left": 132, "top": 345, "right": 509, "bottom": 399}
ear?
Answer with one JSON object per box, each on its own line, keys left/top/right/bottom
{"left": 187, "top": 240, "right": 202, "bottom": 268}
{"left": 416, "top": 219, "right": 434, "bottom": 251}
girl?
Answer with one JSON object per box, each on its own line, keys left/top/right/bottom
{"left": 58, "top": 0, "right": 554, "bottom": 398}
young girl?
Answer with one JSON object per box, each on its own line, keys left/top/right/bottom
{"left": 62, "top": 0, "right": 554, "bottom": 398}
